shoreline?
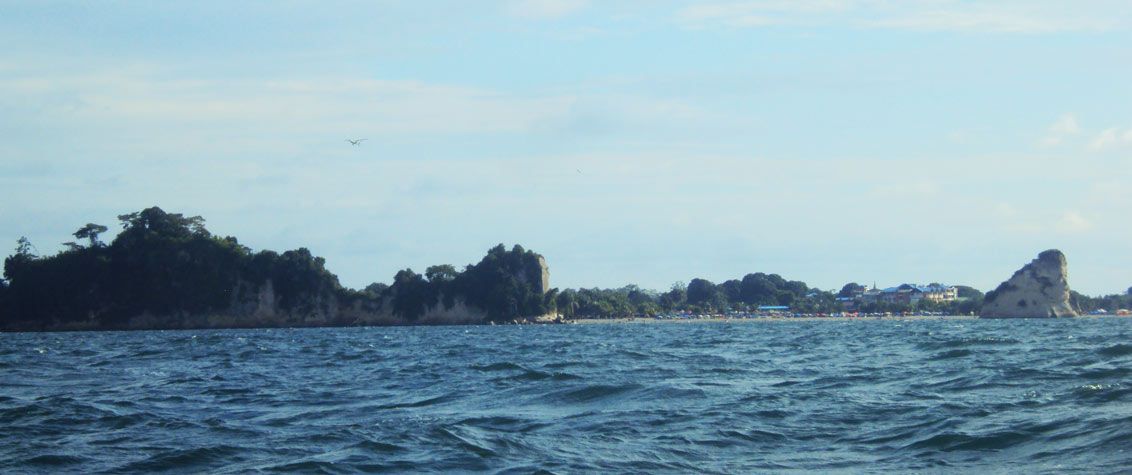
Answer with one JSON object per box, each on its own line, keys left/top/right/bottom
{"left": 6, "top": 314, "right": 1127, "bottom": 333}
{"left": 572, "top": 315, "right": 986, "bottom": 324}
{"left": 568, "top": 315, "right": 1127, "bottom": 324}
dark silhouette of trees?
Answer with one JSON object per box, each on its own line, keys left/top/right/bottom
{"left": 838, "top": 282, "right": 865, "bottom": 297}
{"left": 0, "top": 207, "right": 344, "bottom": 329}
{"left": 0, "top": 209, "right": 565, "bottom": 330}
{"left": 389, "top": 268, "right": 432, "bottom": 321}
{"left": 426, "top": 264, "right": 458, "bottom": 283}
{"left": 73, "top": 223, "right": 109, "bottom": 247}
{"left": 3, "top": 206, "right": 1057, "bottom": 328}
{"left": 686, "top": 278, "right": 717, "bottom": 306}
{"left": 450, "top": 244, "right": 550, "bottom": 322}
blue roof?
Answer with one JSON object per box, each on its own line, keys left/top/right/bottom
{"left": 757, "top": 305, "right": 790, "bottom": 310}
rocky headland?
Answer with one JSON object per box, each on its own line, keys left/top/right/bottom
{"left": 6, "top": 208, "right": 1128, "bottom": 331}
{"left": 980, "top": 249, "right": 1079, "bottom": 318}
{"left": 0, "top": 207, "right": 556, "bottom": 331}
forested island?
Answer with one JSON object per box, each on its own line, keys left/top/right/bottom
{"left": 1, "top": 207, "right": 1130, "bottom": 331}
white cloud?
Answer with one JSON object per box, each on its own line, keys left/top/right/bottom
{"left": 1090, "top": 128, "right": 1120, "bottom": 150}
{"left": 867, "top": 180, "right": 940, "bottom": 198}
{"left": 1049, "top": 114, "right": 1080, "bottom": 135}
{"left": 676, "top": 1, "right": 1122, "bottom": 33}
{"left": 677, "top": 0, "right": 853, "bottom": 28}
{"left": 507, "top": 0, "right": 589, "bottom": 19}
{"left": 1057, "top": 210, "right": 1094, "bottom": 233}
{"left": 993, "top": 202, "right": 1017, "bottom": 217}
{"left": 870, "top": 7, "right": 1110, "bottom": 34}
{"left": 1033, "top": 115, "right": 1132, "bottom": 152}
{"left": 0, "top": 71, "right": 579, "bottom": 138}
{"left": 674, "top": 0, "right": 851, "bottom": 28}
{"left": 1039, "top": 113, "right": 1080, "bottom": 147}
{"left": 1088, "top": 126, "right": 1132, "bottom": 151}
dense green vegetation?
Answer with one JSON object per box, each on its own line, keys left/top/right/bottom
{"left": 0, "top": 207, "right": 553, "bottom": 330}
{"left": 1072, "top": 291, "right": 1132, "bottom": 314}
{"left": 553, "top": 273, "right": 831, "bottom": 319}
{"left": 376, "top": 244, "right": 553, "bottom": 323}
{"left": 2, "top": 207, "right": 1128, "bottom": 330}
{"left": 554, "top": 279, "right": 985, "bottom": 319}
{"left": 2, "top": 207, "right": 345, "bottom": 330}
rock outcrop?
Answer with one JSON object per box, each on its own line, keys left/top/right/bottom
{"left": 980, "top": 249, "right": 1079, "bottom": 318}
{"left": 0, "top": 205, "right": 561, "bottom": 331}
{"left": 536, "top": 255, "right": 550, "bottom": 295}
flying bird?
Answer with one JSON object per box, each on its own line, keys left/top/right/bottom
{"left": 346, "top": 139, "right": 367, "bottom": 146}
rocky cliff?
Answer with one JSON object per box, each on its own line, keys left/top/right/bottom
{"left": 980, "top": 250, "right": 1079, "bottom": 318}
{"left": 537, "top": 255, "right": 550, "bottom": 295}
{"left": 0, "top": 206, "right": 558, "bottom": 331}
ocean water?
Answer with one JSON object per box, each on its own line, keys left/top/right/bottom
{"left": 2, "top": 318, "right": 1130, "bottom": 474}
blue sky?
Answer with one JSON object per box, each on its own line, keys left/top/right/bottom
{"left": 1, "top": 0, "right": 1130, "bottom": 295}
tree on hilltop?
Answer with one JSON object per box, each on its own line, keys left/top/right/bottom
{"left": 686, "top": 278, "right": 718, "bottom": 308}
{"left": 426, "top": 264, "right": 458, "bottom": 283}
{"left": 116, "top": 207, "right": 209, "bottom": 241}
{"left": 838, "top": 282, "right": 865, "bottom": 298}
{"left": 73, "top": 223, "right": 109, "bottom": 247}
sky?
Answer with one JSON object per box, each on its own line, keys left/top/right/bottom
{"left": 1, "top": 0, "right": 1130, "bottom": 295}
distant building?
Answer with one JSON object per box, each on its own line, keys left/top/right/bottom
{"left": 879, "top": 284, "right": 923, "bottom": 305}
{"left": 842, "top": 282, "right": 958, "bottom": 307}
{"left": 858, "top": 286, "right": 883, "bottom": 304}
{"left": 920, "top": 284, "right": 958, "bottom": 302}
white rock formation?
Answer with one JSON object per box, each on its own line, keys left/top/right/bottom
{"left": 980, "top": 250, "right": 1079, "bottom": 318}
{"left": 537, "top": 255, "right": 550, "bottom": 295}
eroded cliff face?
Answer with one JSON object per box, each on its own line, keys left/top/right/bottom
{"left": 981, "top": 250, "right": 1079, "bottom": 318}
{"left": 537, "top": 255, "right": 550, "bottom": 295}
{"left": 348, "top": 293, "right": 491, "bottom": 326}
{"left": 114, "top": 270, "right": 536, "bottom": 329}
{"left": 122, "top": 278, "right": 352, "bottom": 329}
{"left": 416, "top": 298, "right": 488, "bottom": 325}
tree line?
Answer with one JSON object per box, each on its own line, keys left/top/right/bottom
{"left": 0, "top": 207, "right": 551, "bottom": 330}
{"left": 3, "top": 207, "right": 1129, "bottom": 329}
{"left": 1072, "top": 291, "right": 1132, "bottom": 314}
{"left": 553, "top": 279, "right": 987, "bottom": 319}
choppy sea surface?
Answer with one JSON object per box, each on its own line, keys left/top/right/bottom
{"left": 2, "top": 318, "right": 1131, "bottom": 473}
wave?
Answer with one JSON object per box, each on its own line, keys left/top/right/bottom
{"left": 917, "top": 336, "right": 1021, "bottom": 350}
{"left": 112, "top": 445, "right": 244, "bottom": 472}
{"left": 348, "top": 438, "right": 405, "bottom": 454}
{"left": 3, "top": 318, "right": 1131, "bottom": 473}
{"left": 546, "top": 383, "right": 643, "bottom": 404}
{"left": 1069, "top": 383, "right": 1130, "bottom": 403}
{"left": 259, "top": 459, "right": 355, "bottom": 474}
{"left": 541, "top": 360, "right": 587, "bottom": 369}
{"left": 715, "top": 428, "right": 789, "bottom": 443}
{"left": 376, "top": 393, "right": 457, "bottom": 410}
{"left": 19, "top": 454, "right": 92, "bottom": 467}
{"left": 493, "top": 369, "right": 582, "bottom": 382}
{"left": 617, "top": 349, "right": 651, "bottom": 359}
{"left": 931, "top": 348, "right": 974, "bottom": 359}
{"left": 1096, "top": 343, "right": 1132, "bottom": 358}
{"left": 469, "top": 362, "right": 524, "bottom": 372}
{"left": 430, "top": 426, "right": 500, "bottom": 458}
{"left": 905, "top": 430, "right": 1033, "bottom": 452}
{"left": 1077, "top": 367, "right": 1131, "bottom": 379}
